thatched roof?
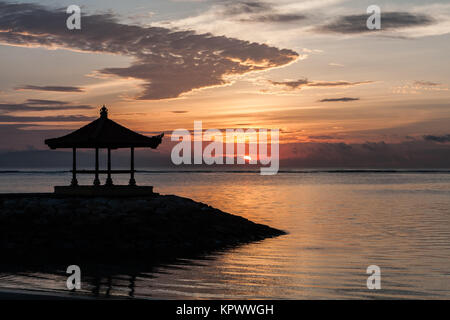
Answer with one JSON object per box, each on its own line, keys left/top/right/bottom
{"left": 45, "top": 106, "right": 164, "bottom": 149}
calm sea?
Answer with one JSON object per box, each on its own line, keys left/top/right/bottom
{"left": 0, "top": 170, "right": 450, "bottom": 299}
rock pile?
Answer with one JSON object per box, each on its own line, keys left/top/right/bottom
{"left": 0, "top": 194, "right": 285, "bottom": 265}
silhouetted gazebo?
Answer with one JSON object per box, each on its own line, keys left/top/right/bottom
{"left": 45, "top": 106, "right": 163, "bottom": 195}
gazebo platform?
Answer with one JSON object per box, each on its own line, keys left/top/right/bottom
{"left": 54, "top": 185, "right": 156, "bottom": 197}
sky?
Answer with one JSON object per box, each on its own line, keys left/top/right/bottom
{"left": 0, "top": 0, "right": 449, "bottom": 167}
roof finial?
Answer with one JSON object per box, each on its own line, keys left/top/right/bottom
{"left": 100, "top": 105, "right": 108, "bottom": 118}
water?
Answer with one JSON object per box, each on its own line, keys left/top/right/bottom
{"left": 1, "top": 170, "right": 450, "bottom": 299}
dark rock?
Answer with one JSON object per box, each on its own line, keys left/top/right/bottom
{"left": 0, "top": 193, "right": 286, "bottom": 266}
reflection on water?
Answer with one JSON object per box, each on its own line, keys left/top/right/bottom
{"left": 1, "top": 171, "right": 450, "bottom": 299}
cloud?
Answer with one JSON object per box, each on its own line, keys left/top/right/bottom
{"left": 280, "top": 140, "right": 450, "bottom": 168}
{"left": 329, "top": 62, "right": 344, "bottom": 67}
{"left": 221, "top": 1, "right": 271, "bottom": 16}
{"left": 393, "top": 80, "right": 448, "bottom": 94}
{"left": 0, "top": 100, "right": 93, "bottom": 112}
{"left": 170, "top": 110, "right": 189, "bottom": 114}
{"left": 307, "top": 81, "right": 373, "bottom": 87}
{"left": 423, "top": 134, "right": 450, "bottom": 143}
{"left": 159, "top": 2, "right": 450, "bottom": 45}
{"left": 319, "top": 97, "right": 360, "bottom": 102}
{"left": 269, "top": 79, "right": 309, "bottom": 89}
{"left": 361, "top": 141, "right": 387, "bottom": 151}
{"left": 15, "top": 85, "right": 84, "bottom": 92}
{"left": 308, "top": 135, "right": 334, "bottom": 140}
{"left": 269, "top": 79, "right": 373, "bottom": 90}
{"left": 317, "top": 12, "right": 435, "bottom": 34}
{"left": 0, "top": 1, "right": 298, "bottom": 100}
{"left": 414, "top": 80, "right": 441, "bottom": 87}
{"left": 219, "top": 1, "right": 306, "bottom": 23}
{"left": 24, "top": 99, "right": 69, "bottom": 105}
{"left": 0, "top": 115, "right": 93, "bottom": 122}
{"left": 240, "top": 13, "right": 306, "bottom": 23}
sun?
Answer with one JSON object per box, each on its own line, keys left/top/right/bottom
{"left": 243, "top": 155, "right": 252, "bottom": 161}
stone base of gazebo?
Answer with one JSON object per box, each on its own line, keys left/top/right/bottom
{"left": 54, "top": 185, "right": 156, "bottom": 197}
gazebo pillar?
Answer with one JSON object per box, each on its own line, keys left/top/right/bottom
{"left": 129, "top": 147, "right": 136, "bottom": 186}
{"left": 93, "top": 148, "right": 100, "bottom": 186}
{"left": 105, "top": 148, "right": 113, "bottom": 186}
{"left": 71, "top": 147, "right": 78, "bottom": 186}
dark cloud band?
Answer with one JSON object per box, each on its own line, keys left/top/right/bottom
{"left": 423, "top": 134, "right": 450, "bottom": 143}
{"left": 15, "top": 85, "right": 84, "bottom": 92}
{"left": 317, "top": 12, "right": 435, "bottom": 34}
{"left": 269, "top": 79, "right": 372, "bottom": 90}
{"left": 0, "top": 101, "right": 93, "bottom": 112}
{"left": 414, "top": 81, "right": 441, "bottom": 86}
{"left": 240, "top": 14, "right": 306, "bottom": 23}
{"left": 0, "top": 115, "right": 93, "bottom": 122}
{"left": 319, "top": 97, "right": 360, "bottom": 102}
{"left": 220, "top": 1, "right": 306, "bottom": 24}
